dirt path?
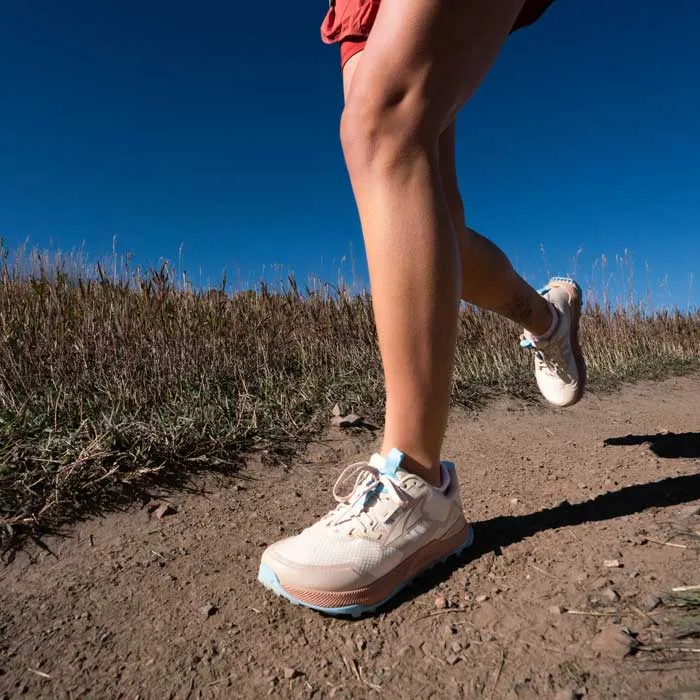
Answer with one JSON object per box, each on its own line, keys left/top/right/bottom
{"left": 2, "top": 376, "right": 700, "bottom": 699}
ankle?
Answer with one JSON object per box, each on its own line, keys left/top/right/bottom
{"left": 529, "top": 300, "right": 558, "bottom": 340}
{"left": 393, "top": 452, "right": 442, "bottom": 487}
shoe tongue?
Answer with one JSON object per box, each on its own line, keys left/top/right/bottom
{"left": 368, "top": 448, "right": 404, "bottom": 478}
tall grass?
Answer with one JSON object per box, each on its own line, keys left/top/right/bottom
{"left": 1, "top": 246, "right": 700, "bottom": 552}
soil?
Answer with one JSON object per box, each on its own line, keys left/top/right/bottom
{"left": 2, "top": 376, "right": 700, "bottom": 700}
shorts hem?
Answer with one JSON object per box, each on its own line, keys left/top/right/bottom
{"left": 340, "top": 39, "right": 366, "bottom": 70}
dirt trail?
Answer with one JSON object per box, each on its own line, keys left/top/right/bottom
{"left": 2, "top": 376, "right": 700, "bottom": 700}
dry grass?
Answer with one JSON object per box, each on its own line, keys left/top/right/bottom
{"left": 2, "top": 247, "right": 700, "bottom": 552}
{"left": 664, "top": 591, "right": 700, "bottom": 641}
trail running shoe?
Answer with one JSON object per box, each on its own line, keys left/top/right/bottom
{"left": 520, "top": 276, "right": 587, "bottom": 407}
{"left": 258, "top": 448, "right": 472, "bottom": 617}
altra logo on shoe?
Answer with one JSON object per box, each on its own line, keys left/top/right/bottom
{"left": 381, "top": 497, "right": 432, "bottom": 548}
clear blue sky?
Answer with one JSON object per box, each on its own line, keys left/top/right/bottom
{"left": 1, "top": 1, "right": 699, "bottom": 307}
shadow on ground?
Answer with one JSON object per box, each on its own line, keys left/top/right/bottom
{"left": 375, "top": 469, "right": 700, "bottom": 617}
{"left": 603, "top": 432, "right": 700, "bottom": 459}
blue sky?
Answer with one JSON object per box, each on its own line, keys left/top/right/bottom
{"left": 1, "top": 0, "right": 699, "bottom": 307}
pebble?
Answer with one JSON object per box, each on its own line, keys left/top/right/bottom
{"left": 555, "top": 691, "right": 576, "bottom": 700}
{"left": 450, "top": 641, "right": 463, "bottom": 654}
{"left": 602, "top": 587, "right": 620, "bottom": 603}
{"left": 604, "top": 559, "right": 622, "bottom": 569}
{"left": 434, "top": 595, "right": 448, "bottom": 610}
{"left": 591, "top": 626, "right": 637, "bottom": 659}
{"left": 445, "top": 653, "right": 461, "bottom": 665}
{"left": 154, "top": 503, "right": 176, "bottom": 520}
{"left": 475, "top": 594, "right": 489, "bottom": 603}
{"left": 201, "top": 602, "right": 217, "bottom": 617}
{"left": 283, "top": 667, "right": 300, "bottom": 680}
{"left": 332, "top": 413, "right": 363, "bottom": 428}
{"left": 549, "top": 605, "right": 566, "bottom": 615}
{"left": 509, "top": 498, "right": 519, "bottom": 506}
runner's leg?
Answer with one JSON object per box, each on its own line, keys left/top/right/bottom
{"left": 438, "top": 121, "right": 553, "bottom": 333}
{"left": 340, "top": 0, "right": 528, "bottom": 483}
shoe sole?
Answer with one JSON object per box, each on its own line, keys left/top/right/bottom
{"left": 257, "top": 523, "right": 474, "bottom": 618}
{"left": 547, "top": 277, "right": 587, "bottom": 406}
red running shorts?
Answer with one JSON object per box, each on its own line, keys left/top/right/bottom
{"left": 321, "top": 0, "right": 557, "bottom": 69}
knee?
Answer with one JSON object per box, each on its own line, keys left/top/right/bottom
{"left": 340, "top": 82, "right": 439, "bottom": 177}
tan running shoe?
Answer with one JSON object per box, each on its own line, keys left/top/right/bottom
{"left": 258, "top": 448, "right": 472, "bottom": 617}
{"left": 520, "top": 276, "right": 587, "bottom": 407}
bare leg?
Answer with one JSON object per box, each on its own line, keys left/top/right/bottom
{"left": 340, "top": 0, "right": 529, "bottom": 484}
{"left": 438, "top": 121, "right": 553, "bottom": 335}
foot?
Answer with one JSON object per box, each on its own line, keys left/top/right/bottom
{"left": 258, "top": 449, "right": 472, "bottom": 617}
{"left": 520, "top": 277, "right": 587, "bottom": 407}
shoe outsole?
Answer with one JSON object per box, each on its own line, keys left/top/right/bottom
{"left": 257, "top": 526, "right": 474, "bottom": 618}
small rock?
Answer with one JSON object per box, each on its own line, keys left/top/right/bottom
{"left": 591, "top": 626, "right": 637, "bottom": 659}
{"left": 450, "top": 641, "right": 463, "bottom": 654}
{"left": 475, "top": 594, "right": 489, "bottom": 603}
{"left": 639, "top": 593, "right": 661, "bottom": 612}
{"left": 283, "top": 667, "right": 300, "bottom": 680}
{"left": 603, "top": 559, "right": 622, "bottom": 569}
{"left": 331, "top": 412, "right": 364, "bottom": 428}
{"left": 602, "top": 587, "right": 620, "bottom": 603}
{"left": 549, "top": 605, "right": 566, "bottom": 615}
{"left": 509, "top": 497, "right": 519, "bottom": 506}
{"left": 555, "top": 691, "right": 576, "bottom": 700}
{"left": 154, "top": 503, "right": 176, "bottom": 520}
{"left": 355, "top": 635, "right": 366, "bottom": 652}
{"left": 338, "top": 413, "right": 363, "bottom": 428}
{"left": 201, "top": 602, "right": 217, "bottom": 617}
{"left": 434, "top": 595, "right": 448, "bottom": 610}
{"left": 445, "top": 653, "right": 460, "bottom": 665}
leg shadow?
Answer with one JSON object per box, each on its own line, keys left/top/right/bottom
{"left": 603, "top": 432, "right": 700, "bottom": 459}
{"left": 378, "top": 471, "right": 700, "bottom": 615}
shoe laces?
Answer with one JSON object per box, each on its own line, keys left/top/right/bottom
{"left": 323, "top": 462, "right": 409, "bottom": 535}
{"left": 528, "top": 337, "right": 570, "bottom": 379}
